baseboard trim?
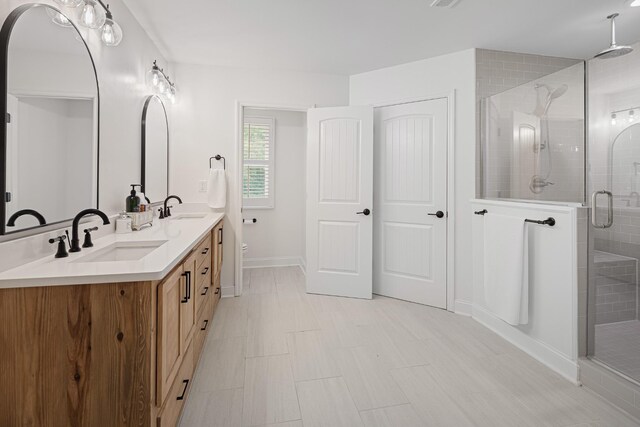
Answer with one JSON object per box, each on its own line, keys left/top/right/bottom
{"left": 299, "top": 257, "right": 307, "bottom": 275}
{"left": 221, "top": 285, "right": 235, "bottom": 298}
{"left": 473, "top": 304, "right": 579, "bottom": 384}
{"left": 243, "top": 256, "right": 304, "bottom": 269}
{"left": 454, "top": 299, "right": 472, "bottom": 316}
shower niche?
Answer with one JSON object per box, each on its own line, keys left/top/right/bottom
{"left": 480, "top": 62, "right": 586, "bottom": 204}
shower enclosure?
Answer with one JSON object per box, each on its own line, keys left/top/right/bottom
{"left": 479, "top": 44, "right": 640, "bottom": 406}
{"left": 587, "top": 44, "right": 640, "bottom": 384}
{"left": 480, "top": 62, "right": 585, "bottom": 204}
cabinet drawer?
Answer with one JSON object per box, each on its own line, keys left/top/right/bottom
{"left": 158, "top": 344, "right": 194, "bottom": 427}
{"left": 195, "top": 235, "right": 212, "bottom": 270}
{"left": 195, "top": 263, "right": 212, "bottom": 317}
{"left": 194, "top": 306, "right": 211, "bottom": 366}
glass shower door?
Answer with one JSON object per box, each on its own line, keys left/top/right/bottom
{"left": 588, "top": 123, "right": 640, "bottom": 382}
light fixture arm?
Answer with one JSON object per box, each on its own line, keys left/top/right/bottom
{"left": 95, "top": 0, "right": 113, "bottom": 19}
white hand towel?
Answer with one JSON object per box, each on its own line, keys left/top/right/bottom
{"left": 483, "top": 213, "right": 529, "bottom": 325}
{"left": 207, "top": 169, "right": 227, "bottom": 209}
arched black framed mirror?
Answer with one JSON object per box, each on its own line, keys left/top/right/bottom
{"left": 0, "top": 4, "right": 100, "bottom": 235}
{"left": 141, "top": 94, "right": 169, "bottom": 204}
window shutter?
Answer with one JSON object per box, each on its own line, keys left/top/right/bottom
{"left": 243, "top": 117, "right": 275, "bottom": 208}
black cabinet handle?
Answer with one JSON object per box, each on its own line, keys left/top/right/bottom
{"left": 186, "top": 271, "right": 191, "bottom": 300}
{"left": 201, "top": 319, "right": 209, "bottom": 331}
{"left": 201, "top": 286, "right": 209, "bottom": 296}
{"left": 202, "top": 267, "right": 209, "bottom": 275}
{"left": 181, "top": 273, "right": 189, "bottom": 303}
{"left": 201, "top": 247, "right": 209, "bottom": 255}
{"left": 177, "top": 379, "right": 189, "bottom": 400}
{"left": 215, "top": 287, "right": 220, "bottom": 295}
{"left": 356, "top": 208, "right": 371, "bottom": 216}
{"left": 428, "top": 211, "right": 445, "bottom": 219}
{"left": 218, "top": 228, "right": 223, "bottom": 245}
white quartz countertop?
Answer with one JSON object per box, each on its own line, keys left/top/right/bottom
{"left": 0, "top": 211, "right": 224, "bottom": 288}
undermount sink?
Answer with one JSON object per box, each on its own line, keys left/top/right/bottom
{"left": 169, "top": 213, "right": 207, "bottom": 220}
{"left": 73, "top": 240, "right": 168, "bottom": 263}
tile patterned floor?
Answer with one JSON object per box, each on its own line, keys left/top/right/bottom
{"left": 595, "top": 320, "right": 640, "bottom": 382}
{"left": 180, "top": 266, "right": 639, "bottom": 426}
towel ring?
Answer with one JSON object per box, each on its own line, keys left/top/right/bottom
{"left": 209, "top": 155, "right": 226, "bottom": 170}
{"left": 209, "top": 155, "right": 225, "bottom": 169}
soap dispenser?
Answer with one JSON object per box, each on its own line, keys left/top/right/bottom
{"left": 126, "top": 184, "right": 141, "bottom": 212}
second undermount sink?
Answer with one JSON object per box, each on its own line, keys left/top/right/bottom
{"left": 73, "top": 240, "right": 168, "bottom": 263}
{"left": 169, "top": 213, "right": 207, "bottom": 220}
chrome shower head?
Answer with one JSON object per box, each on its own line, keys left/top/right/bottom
{"left": 594, "top": 13, "right": 633, "bottom": 59}
{"left": 550, "top": 84, "right": 568, "bottom": 100}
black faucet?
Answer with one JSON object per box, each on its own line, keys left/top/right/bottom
{"left": 70, "top": 209, "right": 110, "bottom": 253}
{"left": 163, "top": 195, "right": 182, "bottom": 217}
{"left": 7, "top": 209, "right": 46, "bottom": 227}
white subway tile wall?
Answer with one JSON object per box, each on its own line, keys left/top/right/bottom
{"left": 476, "top": 49, "right": 584, "bottom": 202}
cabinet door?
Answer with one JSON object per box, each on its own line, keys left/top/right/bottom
{"left": 181, "top": 252, "right": 198, "bottom": 352}
{"left": 212, "top": 221, "right": 223, "bottom": 299}
{"left": 157, "top": 266, "right": 185, "bottom": 404}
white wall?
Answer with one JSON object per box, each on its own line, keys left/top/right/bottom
{"left": 349, "top": 49, "right": 476, "bottom": 310}
{"left": 0, "top": 0, "right": 169, "bottom": 220}
{"left": 242, "top": 108, "right": 306, "bottom": 267}
{"left": 170, "top": 63, "right": 349, "bottom": 293}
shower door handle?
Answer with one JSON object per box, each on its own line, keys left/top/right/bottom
{"left": 591, "top": 190, "right": 613, "bottom": 229}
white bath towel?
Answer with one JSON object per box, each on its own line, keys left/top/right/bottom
{"left": 483, "top": 213, "right": 529, "bottom": 325}
{"left": 207, "top": 169, "right": 227, "bottom": 209}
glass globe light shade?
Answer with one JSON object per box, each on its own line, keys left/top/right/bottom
{"left": 78, "top": 0, "right": 106, "bottom": 29}
{"left": 157, "top": 78, "right": 168, "bottom": 95}
{"left": 53, "top": 0, "right": 84, "bottom": 7}
{"left": 46, "top": 8, "right": 73, "bottom": 27}
{"left": 146, "top": 67, "right": 163, "bottom": 91}
{"left": 166, "top": 85, "right": 177, "bottom": 104}
{"left": 101, "top": 17, "right": 123, "bottom": 46}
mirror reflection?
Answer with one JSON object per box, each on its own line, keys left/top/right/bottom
{"left": 141, "top": 95, "right": 169, "bottom": 203}
{"left": 611, "top": 123, "right": 640, "bottom": 203}
{"left": 2, "top": 5, "right": 98, "bottom": 234}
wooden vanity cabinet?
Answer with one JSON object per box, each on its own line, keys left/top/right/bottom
{"left": 0, "top": 218, "right": 224, "bottom": 427}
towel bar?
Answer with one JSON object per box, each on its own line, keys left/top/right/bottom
{"left": 209, "top": 155, "right": 226, "bottom": 170}
{"left": 524, "top": 217, "right": 556, "bottom": 226}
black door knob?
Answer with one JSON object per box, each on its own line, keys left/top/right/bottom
{"left": 428, "top": 211, "right": 445, "bottom": 219}
{"left": 356, "top": 209, "right": 371, "bottom": 216}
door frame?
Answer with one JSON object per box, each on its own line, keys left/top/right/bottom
{"left": 234, "top": 101, "right": 310, "bottom": 296}
{"left": 372, "top": 91, "right": 456, "bottom": 312}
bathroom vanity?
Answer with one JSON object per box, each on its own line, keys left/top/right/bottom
{"left": 0, "top": 212, "right": 224, "bottom": 426}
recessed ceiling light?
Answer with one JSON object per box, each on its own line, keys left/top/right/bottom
{"left": 627, "top": 0, "right": 640, "bottom": 7}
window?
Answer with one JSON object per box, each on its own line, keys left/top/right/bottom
{"left": 243, "top": 117, "right": 275, "bottom": 208}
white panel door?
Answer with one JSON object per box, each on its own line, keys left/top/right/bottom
{"left": 306, "top": 106, "right": 373, "bottom": 299}
{"left": 373, "top": 99, "right": 448, "bottom": 308}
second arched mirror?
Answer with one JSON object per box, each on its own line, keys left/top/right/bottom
{"left": 141, "top": 95, "right": 169, "bottom": 203}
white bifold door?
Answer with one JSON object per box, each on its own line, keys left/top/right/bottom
{"left": 306, "top": 106, "right": 374, "bottom": 299}
{"left": 373, "top": 99, "right": 448, "bottom": 308}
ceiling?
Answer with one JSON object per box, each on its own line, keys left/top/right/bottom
{"left": 122, "top": 0, "right": 640, "bottom": 76}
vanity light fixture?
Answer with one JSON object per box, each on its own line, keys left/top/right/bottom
{"left": 611, "top": 107, "right": 640, "bottom": 126}
{"left": 628, "top": 0, "right": 640, "bottom": 6}
{"left": 146, "top": 60, "right": 178, "bottom": 104}
{"left": 53, "top": 0, "right": 123, "bottom": 46}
